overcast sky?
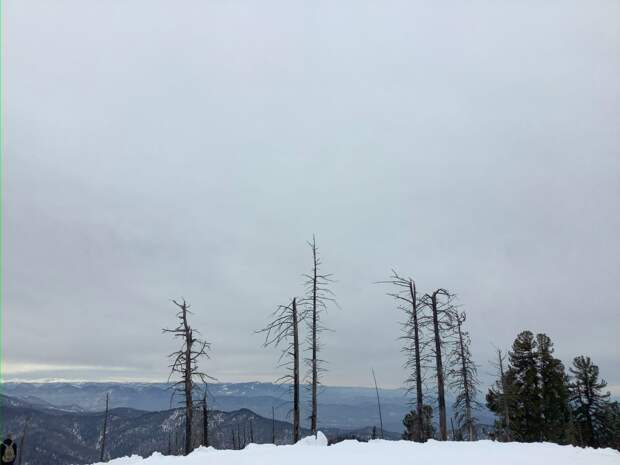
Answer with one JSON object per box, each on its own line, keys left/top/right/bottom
{"left": 3, "top": 0, "right": 619, "bottom": 394}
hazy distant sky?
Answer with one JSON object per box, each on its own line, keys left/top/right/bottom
{"left": 3, "top": 0, "right": 619, "bottom": 394}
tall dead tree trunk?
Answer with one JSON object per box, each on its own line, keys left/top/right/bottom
{"left": 258, "top": 297, "right": 303, "bottom": 444}
{"left": 202, "top": 384, "right": 209, "bottom": 447}
{"left": 304, "top": 236, "right": 335, "bottom": 436}
{"left": 292, "top": 298, "right": 300, "bottom": 443}
{"left": 381, "top": 272, "right": 428, "bottom": 442}
{"left": 310, "top": 239, "right": 318, "bottom": 435}
{"left": 430, "top": 289, "right": 448, "bottom": 441}
{"left": 182, "top": 310, "right": 193, "bottom": 454}
{"left": 372, "top": 369, "right": 384, "bottom": 439}
{"left": 458, "top": 317, "right": 473, "bottom": 439}
{"left": 99, "top": 393, "right": 109, "bottom": 462}
{"left": 163, "top": 299, "right": 213, "bottom": 456}
{"left": 272, "top": 406, "right": 276, "bottom": 444}
{"left": 497, "top": 349, "right": 511, "bottom": 441}
{"left": 448, "top": 312, "right": 480, "bottom": 441}
{"left": 409, "top": 280, "right": 424, "bottom": 441}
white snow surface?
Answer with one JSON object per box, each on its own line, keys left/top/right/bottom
{"left": 93, "top": 434, "right": 620, "bottom": 465}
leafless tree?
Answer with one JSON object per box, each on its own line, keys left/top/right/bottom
{"left": 258, "top": 297, "right": 302, "bottom": 443}
{"left": 448, "top": 311, "right": 480, "bottom": 440}
{"left": 371, "top": 369, "right": 384, "bottom": 439}
{"left": 272, "top": 406, "right": 276, "bottom": 444}
{"left": 99, "top": 393, "right": 109, "bottom": 462}
{"left": 231, "top": 428, "right": 237, "bottom": 450}
{"left": 201, "top": 383, "right": 209, "bottom": 447}
{"left": 380, "top": 271, "right": 431, "bottom": 442}
{"left": 303, "top": 235, "right": 336, "bottom": 435}
{"left": 488, "top": 348, "right": 512, "bottom": 441}
{"left": 163, "top": 299, "right": 213, "bottom": 456}
{"left": 421, "top": 288, "right": 456, "bottom": 441}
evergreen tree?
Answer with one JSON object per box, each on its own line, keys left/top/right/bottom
{"left": 487, "top": 331, "right": 571, "bottom": 443}
{"left": 569, "top": 356, "right": 613, "bottom": 448}
{"left": 536, "top": 333, "right": 571, "bottom": 442}
{"left": 604, "top": 402, "right": 620, "bottom": 450}
{"left": 486, "top": 349, "right": 514, "bottom": 441}
{"left": 508, "top": 331, "right": 542, "bottom": 441}
{"left": 402, "top": 405, "right": 434, "bottom": 441}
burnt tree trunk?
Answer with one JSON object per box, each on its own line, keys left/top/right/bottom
{"left": 163, "top": 299, "right": 213, "bottom": 457}
{"left": 372, "top": 369, "right": 384, "bottom": 439}
{"left": 431, "top": 290, "right": 448, "bottom": 440}
{"left": 303, "top": 236, "right": 336, "bottom": 437}
{"left": 456, "top": 317, "right": 473, "bottom": 440}
{"left": 272, "top": 407, "right": 276, "bottom": 444}
{"left": 202, "top": 385, "right": 209, "bottom": 447}
{"left": 99, "top": 393, "right": 109, "bottom": 462}
{"left": 292, "top": 297, "right": 300, "bottom": 443}
{"left": 258, "top": 296, "right": 305, "bottom": 445}
{"left": 408, "top": 280, "right": 424, "bottom": 441}
{"left": 498, "top": 349, "right": 511, "bottom": 440}
{"left": 310, "top": 240, "right": 318, "bottom": 435}
{"left": 182, "top": 309, "right": 194, "bottom": 455}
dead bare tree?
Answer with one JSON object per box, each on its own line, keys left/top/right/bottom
{"left": 201, "top": 383, "right": 209, "bottom": 447}
{"left": 487, "top": 348, "right": 512, "bottom": 441}
{"left": 422, "top": 288, "right": 456, "bottom": 441}
{"left": 448, "top": 311, "right": 480, "bottom": 440}
{"left": 99, "top": 393, "right": 109, "bottom": 462}
{"left": 230, "top": 429, "right": 236, "bottom": 450}
{"left": 272, "top": 406, "right": 276, "bottom": 444}
{"left": 371, "top": 369, "right": 384, "bottom": 439}
{"left": 303, "top": 235, "right": 336, "bottom": 436}
{"left": 163, "top": 299, "right": 213, "bottom": 456}
{"left": 258, "top": 297, "right": 302, "bottom": 443}
{"left": 381, "top": 271, "right": 431, "bottom": 442}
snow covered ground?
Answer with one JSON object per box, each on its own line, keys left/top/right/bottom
{"left": 94, "top": 433, "right": 620, "bottom": 465}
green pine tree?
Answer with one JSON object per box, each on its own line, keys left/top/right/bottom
{"left": 536, "top": 333, "right": 571, "bottom": 442}
{"left": 569, "top": 356, "right": 614, "bottom": 448}
{"left": 402, "top": 405, "right": 434, "bottom": 441}
{"left": 604, "top": 402, "right": 620, "bottom": 450}
{"left": 508, "top": 331, "right": 542, "bottom": 441}
{"left": 487, "top": 331, "right": 572, "bottom": 442}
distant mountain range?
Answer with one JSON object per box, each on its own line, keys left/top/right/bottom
{"left": 1, "top": 381, "right": 420, "bottom": 432}
{"left": 0, "top": 393, "right": 302, "bottom": 465}
{"left": 0, "top": 391, "right": 398, "bottom": 465}
{"left": 0, "top": 381, "right": 496, "bottom": 465}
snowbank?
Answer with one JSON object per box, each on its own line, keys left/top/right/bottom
{"left": 94, "top": 436, "right": 620, "bottom": 465}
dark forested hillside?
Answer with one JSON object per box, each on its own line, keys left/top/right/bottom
{"left": 0, "top": 393, "right": 402, "bottom": 465}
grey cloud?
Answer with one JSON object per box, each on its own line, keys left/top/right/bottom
{"left": 4, "top": 0, "right": 619, "bottom": 391}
